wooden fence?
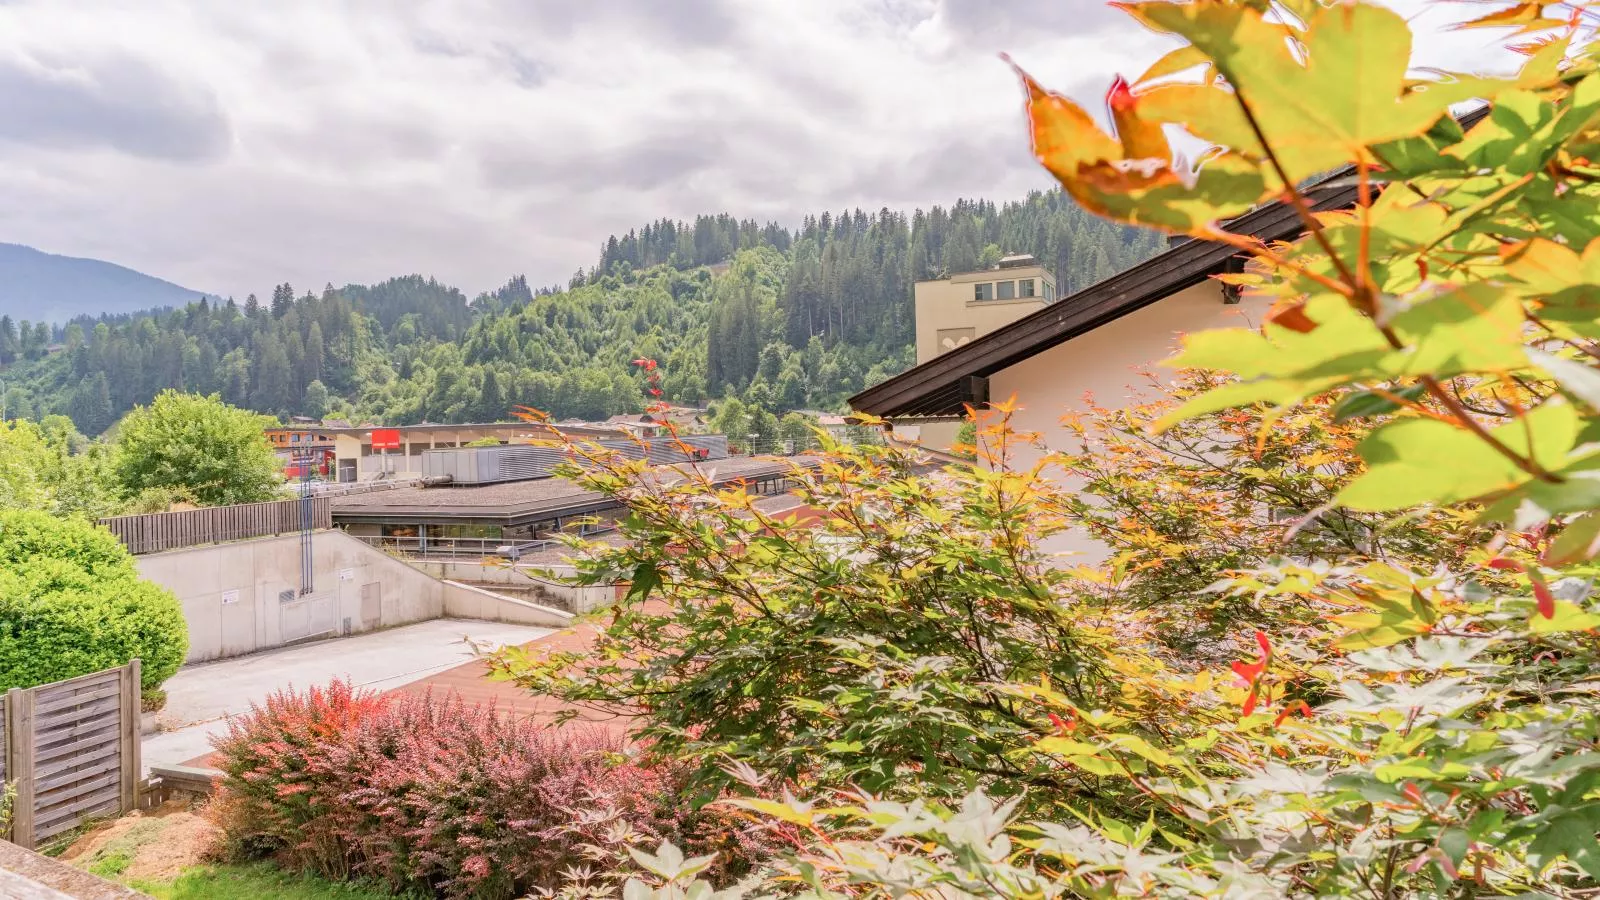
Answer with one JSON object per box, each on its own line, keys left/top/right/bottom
{"left": 4, "top": 661, "right": 142, "bottom": 849}
{"left": 98, "top": 497, "right": 331, "bottom": 555}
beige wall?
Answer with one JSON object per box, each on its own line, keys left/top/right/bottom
{"left": 981, "top": 281, "right": 1269, "bottom": 559}
{"left": 134, "top": 530, "right": 570, "bottom": 664}
{"left": 914, "top": 266, "right": 1054, "bottom": 365}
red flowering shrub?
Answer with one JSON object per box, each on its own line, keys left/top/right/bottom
{"left": 209, "top": 681, "right": 773, "bottom": 898}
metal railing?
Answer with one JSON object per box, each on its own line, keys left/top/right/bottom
{"left": 350, "top": 534, "right": 558, "bottom": 560}
{"left": 349, "top": 526, "right": 614, "bottom": 560}
{"left": 288, "top": 476, "right": 422, "bottom": 499}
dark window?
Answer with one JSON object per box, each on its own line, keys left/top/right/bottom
{"left": 973, "top": 282, "right": 994, "bottom": 301}
{"left": 997, "top": 280, "right": 1015, "bottom": 300}
{"left": 1019, "top": 278, "right": 1036, "bottom": 298}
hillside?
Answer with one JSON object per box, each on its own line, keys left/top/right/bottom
{"left": 0, "top": 243, "right": 212, "bottom": 324}
{"left": 0, "top": 189, "right": 1165, "bottom": 434}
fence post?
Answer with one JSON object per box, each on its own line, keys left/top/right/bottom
{"left": 119, "top": 660, "right": 141, "bottom": 815}
{"left": 6, "top": 687, "right": 35, "bottom": 849}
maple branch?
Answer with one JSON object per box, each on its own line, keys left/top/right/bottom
{"left": 1230, "top": 88, "right": 1364, "bottom": 302}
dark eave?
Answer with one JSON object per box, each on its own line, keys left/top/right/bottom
{"left": 849, "top": 108, "right": 1488, "bottom": 421}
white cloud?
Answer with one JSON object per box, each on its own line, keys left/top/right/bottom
{"left": 0, "top": 0, "right": 1532, "bottom": 299}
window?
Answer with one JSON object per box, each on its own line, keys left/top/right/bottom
{"left": 1046, "top": 282, "right": 1057, "bottom": 302}
{"left": 1019, "top": 278, "right": 1036, "bottom": 298}
{"left": 973, "top": 282, "right": 994, "bottom": 301}
{"left": 290, "top": 434, "right": 301, "bottom": 443}
{"left": 997, "top": 280, "right": 1016, "bottom": 300}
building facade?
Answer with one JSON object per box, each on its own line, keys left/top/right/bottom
{"left": 914, "top": 254, "right": 1057, "bottom": 366}
{"left": 909, "top": 254, "right": 1057, "bottom": 449}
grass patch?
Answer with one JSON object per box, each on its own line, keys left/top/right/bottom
{"left": 86, "top": 848, "right": 134, "bottom": 878}
{"left": 131, "top": 862, "right": 411, "bottom": 899}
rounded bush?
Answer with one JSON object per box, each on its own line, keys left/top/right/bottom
{"left": 0, "top": 509, "right": 188, "bottom": 692}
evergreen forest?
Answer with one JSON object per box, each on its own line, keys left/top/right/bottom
{"left": 0, "top": 190, "right": 1161, "bottom": 434}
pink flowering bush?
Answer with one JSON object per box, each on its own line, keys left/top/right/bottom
{"left": 209, "top": 680, "right": 772, "bottom": 898}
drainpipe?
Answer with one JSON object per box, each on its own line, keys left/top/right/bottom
{"left": 418, "top": 523, "right": 428, "bottom": 554}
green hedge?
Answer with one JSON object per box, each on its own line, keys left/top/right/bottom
{"left": 0, "top": 509, "right": 188, "bottom": 692}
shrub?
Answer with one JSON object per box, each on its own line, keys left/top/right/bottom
{"left": 0, "top": 508, "right": 188, "bottom": 692}
{"left": 209, "top": 681, "right": 774, "bottom": 899}
{"left": 113, "top": 390, "right": 282, "bottom": 507}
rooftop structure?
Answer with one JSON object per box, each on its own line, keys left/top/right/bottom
{"left": 914, "top": 254, "right": 1057, "bottom": 368}
{"left": 332, "top": 455, "right": 816, "bottom": 533}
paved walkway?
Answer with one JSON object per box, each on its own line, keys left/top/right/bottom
{"left": 144, "top": 618, "right": 553, "bottom": 772}
{"left": 394, "top": 605, "right": 638, "bottom": 736}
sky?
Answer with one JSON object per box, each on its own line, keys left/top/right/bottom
{"left": 0, "top": 0, "right": 1530, "bottom": 300}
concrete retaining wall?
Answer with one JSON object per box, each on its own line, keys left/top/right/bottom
{"left": 404, "top": 560, "right": 616, "bottom": 613}
{"left": 134, "top": 531, "right": 571, "bottom": 664}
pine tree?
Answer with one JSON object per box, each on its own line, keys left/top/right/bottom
{"left": 479, "top": 368, "right": 503, "bottom": 422}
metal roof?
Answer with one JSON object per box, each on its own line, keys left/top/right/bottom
{"left": 331, "top": 456, "right": 819, "bottom": 527}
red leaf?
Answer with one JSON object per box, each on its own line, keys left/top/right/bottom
{"left": 1241, "top": 690, "right": 1259, "bottom": 717}
{"left": 1272, "top": 700, "right": 1313, "bottom": 728}
{"left": 1265, "top": 301, "right": 1318, "bottom": 334}
{"left": 1232, "top": 659, "right": 1266, "bottom": 684}
{"left": 1533, "top": 578, "right": 1556, "bottom": 618}
{"left": 1402, "top": 782, "right": 1425, "bottom": 805}
{"left": 1254, "top": 630, "right": 1271, "bottom": 660}
{"left": 1486, "top": 557, "right": 1524, "bottom": 571}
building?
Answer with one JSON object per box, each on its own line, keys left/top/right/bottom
{"left": 908, "top": 253, "right": 1058, "bottom": 448}
{"left": 847, "top": 159, "right": 1425, "bottom": 558}
{"left": 265, "top": 423, "right": 337, "bottom": 478}
{"left": 915, "top": 254, "right": 1058, "bottom": 366}
{"left": 604, "top": 413, "right": 668, "bottom": 438}
{"left": 332, "top": 454, "right": 816, "bottom": 555}
{"left": 305, "top": 421, "right": 623, "bottom": 482}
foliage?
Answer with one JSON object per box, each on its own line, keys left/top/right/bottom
{"left": 492, "top": 423, "right": 1151, "bottom": 807}
{"left": 113, "top": 390, "right": 281, "bottom": 507}
{"left": 0, "top": 415, "right": 121, "bottom": 518}
{"left": 0, "top": 191, "right": 1159, "bottom": 433}
{"left": 0, "top": 508, "right": 187, "bottom": 692}
{"left": 1058, "top": 370, "right": 1490, "bottom": 654}
{"left": 131, "top": 862, "right": 412, "bottom": 900}
{"left": 506, "top": 2, "right": 1600, "bottom": 895}
{"left": 209, "top": 681, "right": 777, "bottom": 900}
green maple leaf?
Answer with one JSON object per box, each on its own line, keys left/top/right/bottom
{"left": 1124, "top": 1, "right": 1530, "bottom": 184}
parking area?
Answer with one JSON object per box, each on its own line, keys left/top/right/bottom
{"left": 143, "top": 618, "right": 554, "bottom": 772}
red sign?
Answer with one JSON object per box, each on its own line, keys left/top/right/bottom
{"left": 369, "top": 428, "right": 402, "bottom": 451}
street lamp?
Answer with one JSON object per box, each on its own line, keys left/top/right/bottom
{"left": 748, "top": 432, "right": 759, "bottom": 456}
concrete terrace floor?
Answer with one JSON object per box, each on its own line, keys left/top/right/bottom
{"left": 143, "top": 618, "right": 553, "bottom": 773}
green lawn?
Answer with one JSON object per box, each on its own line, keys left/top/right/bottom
{"left": 130, "top": 862, "right": 408, "bottom": 900}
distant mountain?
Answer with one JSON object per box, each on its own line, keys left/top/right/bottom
{"left": 0, "top": 243, "right": 213, "bottom": 323}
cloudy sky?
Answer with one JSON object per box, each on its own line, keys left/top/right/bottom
{"left": 0, "top": 0, "right": 1526, "bottom": 299}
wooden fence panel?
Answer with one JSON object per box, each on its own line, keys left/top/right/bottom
{"left": 3, "top": 661, "right": 141, "bottom": 850}
{"left": 97, "top": 498, "right": 331, "bottom": 555}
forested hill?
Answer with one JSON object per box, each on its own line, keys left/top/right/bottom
{"left": 0, "top": 189, "right": 1163, "bottom": 435}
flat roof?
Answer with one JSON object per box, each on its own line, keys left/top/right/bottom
{"left": 331, "top": 455, "right": 818, "bottom": 527}
{"left": 323, "top": 422, "right": 622, "bottom": 438}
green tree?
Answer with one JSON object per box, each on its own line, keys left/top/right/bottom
{"left": 302, "top": 379, "right": 329, "bottom": 420}
{"left": 0, "top": 508, "right": 187, "bottom": 693}
{"left": 478, "top": 368, "right": 503, "bottom": 422}
{"left": 114, "top": 391, "right": 281, "bottom": 506}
